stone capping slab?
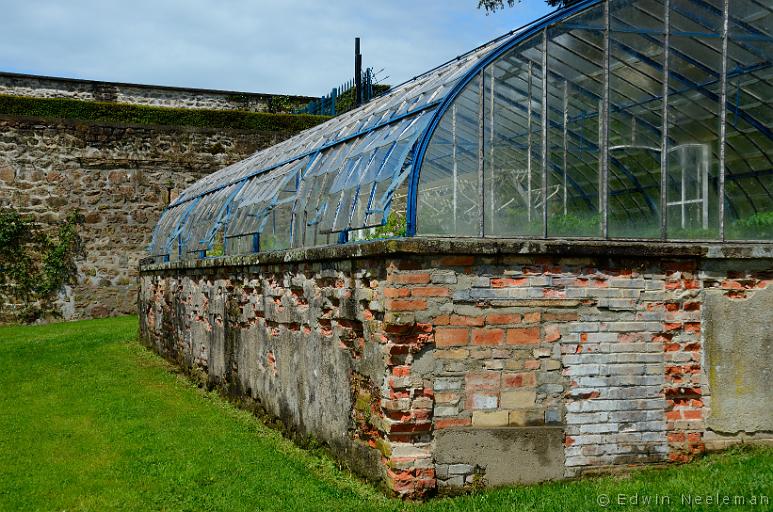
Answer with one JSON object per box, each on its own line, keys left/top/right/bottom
{"left": 0, "top": 70, "right": 315, "bottom": 103}
{"left": 138, "top": 237, "right": 773, "bottom": 273}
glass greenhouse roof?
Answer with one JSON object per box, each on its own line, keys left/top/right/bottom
{"left": 149, "top": 0, "right": 772, "bottom": 262}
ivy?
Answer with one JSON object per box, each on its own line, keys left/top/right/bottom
{"left": 0, "top": 210, "right": 83, "bottom": 323}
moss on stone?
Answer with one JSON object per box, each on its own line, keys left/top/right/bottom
{"left": 0, "top": 94, "right": 329, "bottom": 132}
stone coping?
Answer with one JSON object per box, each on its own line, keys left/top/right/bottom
{"left": 139, "top": 237, "right": 773, "bottom": 273}
{"left": 0, "top": 71, "right": 314, "bottom": 102}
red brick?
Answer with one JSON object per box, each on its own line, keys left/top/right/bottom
{"left": 506, "top": 327, "right": 540, "bottom": 344}
{"left": 543, "top": 325, "right": 561, "bottom": 342}
{"left": 387, "top": 421, "right": 432, "bottom": 433}
{"left": 384, "top": 287, "right": 410, "bottom": 298}
{"left": 392, "top": 366, "right": 411, "bottom": 377}
{"left": 388, "top": 299, "right": 427, "bottom": 311}
{"left": 683, "top": 301, "right": 701, "bottom": 311}
{"left": 439, "top": 255, "right": 475, "bottom": 266}
{"left": 721, "top": 279, "right": 744, "bottom": 290}
{"left": 523, "top": 312, "right": 541, "bottom": 323}
{"left": 434, "top": 315, "right": 450, "bottom": 325}
{"left": 410, "top": 286, "right": 449, "bottom": 297}
{"left": 435, "top": 417, "right": 472, "bottom": 429}
{"left": 486, "top": 312, "right": 522, "bottom": 325}
{"left": 683, "top": 409, "right": 702, "bottom": 420}
{"left": 665, "top": 410, "right": 682, "bottom": 421}
{"left": 435, "top": 327, "right": 469, "bottom": 347}
{"left": 465, "top": 371, "right": 500, "bottom": 390}
{"left": 472, "top": 328, "right": 504, "bottom": 346}
{"left": 450, "top": 315, "right": 485, "bottom": 327}
{"left": 491, "top": 277, "right": 528, "bottom": 288}
{"left": 503, "top": 371, "right": 536, "bottom": 388}
{"left": 684, "top": 322, "right": 700, "bottom": 333}
{"left": 684, "top": 280, "right": 700, "bottom": 290}
{"left": 389, "top": 273, "right": 431, "bottom": 285}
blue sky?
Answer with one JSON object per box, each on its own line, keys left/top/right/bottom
{"left": 0, "top": 0, "right": 553, "bottom": 96}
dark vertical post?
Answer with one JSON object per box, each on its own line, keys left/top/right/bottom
{"left": 355, "top": 37, "right": 363, "bottom": 107}
{"left": 719, "top": 0, "right": 729, "bottom": 240}
{"left": 601, "top": 0, "right": 610, "bottom": 239}
{"left": 478, "top": 71, "right": 485, "bottom": 238}
{"left": 660, "top": 0, "right": 671, "bottom": 240}
{"left": 541, "top": 29, "right": 548, "bottom": 239}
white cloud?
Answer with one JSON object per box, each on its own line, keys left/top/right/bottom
{"left": 0, "top": 0, "right": 553, "bottom": 96}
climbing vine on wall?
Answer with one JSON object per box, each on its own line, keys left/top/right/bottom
{"left": 0, "top": 210, "right": 83, "bottom": 323}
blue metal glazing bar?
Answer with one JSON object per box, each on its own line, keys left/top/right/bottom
{"left": 166, "top": 100, "right": 443, "bottom": 211}
{"left": 408, "top": 0, "right": 603, "bottom": 236}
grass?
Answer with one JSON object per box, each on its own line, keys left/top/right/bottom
{"left": 0, "top": 317, "right": 770, "bottom": 511}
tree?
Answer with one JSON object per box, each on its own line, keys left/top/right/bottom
{"left": 478, "top": 0, "right": 580, "bottom": 12}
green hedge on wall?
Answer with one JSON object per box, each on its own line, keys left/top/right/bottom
{"left": 0, "top": 94, "right": 329, "bottom": 132}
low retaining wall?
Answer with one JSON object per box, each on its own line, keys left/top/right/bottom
{"left": 138, "top": 239, "right": 773, "bottom": 497}
{"left": 0, "top": 71, "right": 313, "bottom": 112}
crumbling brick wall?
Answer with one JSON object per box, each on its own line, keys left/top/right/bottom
{"left": 138, "top": 239, "right": 773, "bottom": 498}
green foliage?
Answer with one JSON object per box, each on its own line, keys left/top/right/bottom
{"left": 730, "top": 211, "right": 773, "bottom": 240}
{"left": 0, "top": 94, "right": 329, "bottom": 132}
{"left": 0, "top": 210, "right": 83, "bottom": 322}
{"left": 206, "top": 229, "right": 225, "bottom": 257}
{"left": 364, "top": 211, "right": 407, "bottom": 240}
{"left": 334, "top": 84, "right": 391, "bottom": 115}
{"left": 548, "top": 213, "right": 601, "bottom": 237}
{"left": 478, "top": 0, "right": 578, "bottom": 12}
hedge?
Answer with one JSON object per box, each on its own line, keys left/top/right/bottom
{"left": 0, "top": 94, "right": 329, "bottom": 132}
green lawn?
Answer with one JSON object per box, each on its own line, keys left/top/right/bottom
{"left": 0, "top": 317, "right": 770, "bottom": 511}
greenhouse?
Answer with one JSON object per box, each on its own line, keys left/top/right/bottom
{"left": 147, "top": 0, "right": 772, "bottom": 263}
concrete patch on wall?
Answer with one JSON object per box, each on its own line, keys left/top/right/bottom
{"left": 704, "top": 285, "right": 773, "bottom": 434}
{"left": 434, "top": 427, "right": 565, "bottom": 486}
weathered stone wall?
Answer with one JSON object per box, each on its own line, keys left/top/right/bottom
{"left": 138, "top": 239, "right": 773, "bottom": 498}
{"left": 0, "top": 115, "right": 306, "bottom": 319}
{"left": 0, "top": 71, "right": 313, "bottom": 112}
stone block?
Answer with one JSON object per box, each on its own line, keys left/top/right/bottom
{"left": 472, "top": 410, "right": 509, "bottom": 427}
{"left": 501, "top": 390, "right": 537, "bottom": 409}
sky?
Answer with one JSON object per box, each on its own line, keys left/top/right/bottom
{"left": 0, "top": 0, "right": 554, "bottom": 97}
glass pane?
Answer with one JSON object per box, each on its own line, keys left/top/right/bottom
{"left": 417, "top": 75, "right": 482, "bottom": 236}
{"left": 483, "top": 35, "right": 545, "bottom": 237}
{"left": 724, "top": 0, "right": 773, "bottom": 240}
{"left": 546, "top": 6, "right": 604, "bottom": 237}
{"left": 608, "top": 1, "right": 666, "bottom": 239}
{"left": 666, "top": 19, "right": 722, "bottom": 239}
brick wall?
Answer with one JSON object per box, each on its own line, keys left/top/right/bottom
{"left": 138, "top": 239, "right": 773, "bottom": 498}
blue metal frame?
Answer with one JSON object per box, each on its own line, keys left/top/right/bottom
{"left": 166, "top": 100, "right": 443, "bottom": 212}
{"left": 150, "top": 0, "right": 772, "bottom": 256}
{"left": 407, "top": 0, "right": 602, "bottom": 236}
{"left": 406, "top": 0, "right": 772, "bottom": 236}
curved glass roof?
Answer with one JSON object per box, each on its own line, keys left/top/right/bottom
{"left": 149, "top": 0, "right": 772, "bottom": 262}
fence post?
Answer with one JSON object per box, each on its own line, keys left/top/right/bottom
{"left": 331, "top": 88, "right": 337, "bottom": 116}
